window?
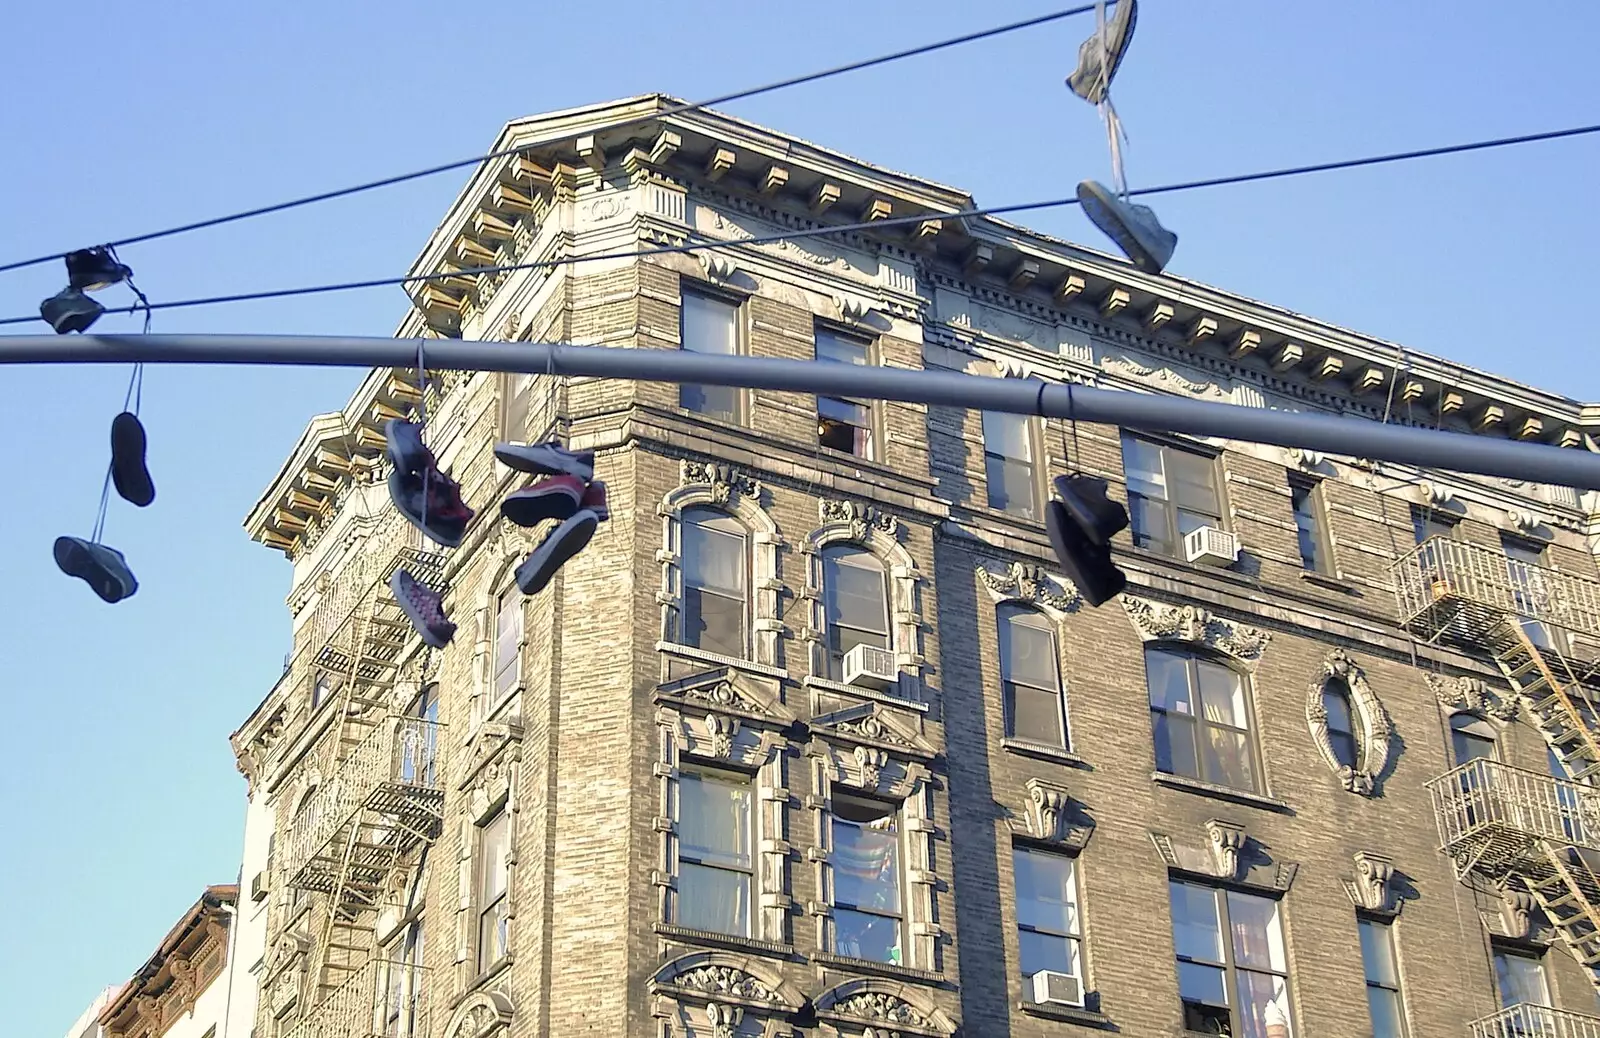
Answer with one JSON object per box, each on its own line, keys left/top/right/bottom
{"left": 1359, "top": 917, "right": 1406, "bottom": 1038}
{"left": 983, "top": 411, "right": 1036, "bottom": 517}
{"left": 1503, "top": 535, "right": 1553, "bottom": 649}
{"left": 1170, "top": 880, "right": 1293, "bottom": 1037}
{"left": 1122, "top": 434, "right": 1222, "bottom": 556}
{"left": 1014, "top": 847, "right": 1082, "bottom": 990}
{"left": 289, "top": 797, "right": 317, "bottom": 911}
{"left": 1493, "top": 945, "right": 1550, "bottom": 1009}
{"left": 493, "top": 589, "right": 522, "bottom": 698}
{"left": 476, "top": 808, "right": 510, "bottom": 969}
{"left": 674, "top": 768, "right": 753, "bottom": 936}
{"left": 831, "top": 795, "right": 902, "bottom": 964}
{"left": 1322, "top": 678, "right": 1359, "bottom": 771}
{"left": 816, "top": 329, "right": 874, "bottom": 458}
{"left": 1146, "top": 646, "right": 1258, "bottom": 791}
{"left": 999, "top": 606, "right": 1069, "bottom": 749}
{"left": 402, "top": 684, "right": 439, "bottom": 787}
{"left": 1411, "top": 507, "right": 1456, "bottom": 545}
{"left": 311, "top": 672, "right": 334, "bottom": 711}
{"left": 680, "top": 292, "right": 740, "bottom": 422}
{"left": 382, "top": 923, "right": 425, "bottom": 1038}
{"left": 823, "top": 547, "right": 890, "bottom": 681}
{"left": 1290, "top": 479, "right": 1331, "bottom": 573}
{"left": 503, "top": 372, "right": 534, "bottom": 439}
{"left": 680, "top": 509, "right": 748, "bottom": 658}
{"left": 1450, "top": 714, "right": 1497, "bottom": 766}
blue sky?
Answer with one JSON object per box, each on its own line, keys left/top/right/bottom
{"left": 4, "top": 1, "right": 1597, "bottom": 1032}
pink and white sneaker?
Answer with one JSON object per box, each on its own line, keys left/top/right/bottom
{"left": 501, "top": 474, "right": 585, "bottom": 528}
{"left": 390, "top": 567, "right": 456, "bottom": 648}
{"left": 581, "top": 479, "right": 609, "bottom": 522}
{"left": 494, "top": 440, "right": 594, "bottom": 481}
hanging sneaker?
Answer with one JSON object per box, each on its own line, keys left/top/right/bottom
{"left": 385, "top": 419, "right": 433, "bottom": 477}
{"left": 388, "top": 470, "right": 470, "bottom": 548}
{"left": 1077, "top": 180, "right": 1177, "bottom": 275}
{"left": 501, "top": 475, "right": 586, "bottom": 528}
{"left": 110, "top": 411, "right": 155, "bottom": 507}
{"left": 40, "top": 287, "right": 104, "bottom": 334}
{"left": 1067, "top": 0, "right": 1138, "bottom": 104}
{"left": 515, "top": 509, "right": 600, "bottom": 596}
{"left": 580, "top": 479, "right": 610, "bottom": 522}
{"left": 389, "top": 567, "right": 457, "bottom": 648}
{"left": 54, "top": 536, "right": 138, "bottom": 603}
{"left": 494, "top": 441, "right": 595, "bottom": 481}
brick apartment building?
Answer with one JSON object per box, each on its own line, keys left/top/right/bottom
{"left": 229, "top": 95, "right": 1600, "bottom": 1038}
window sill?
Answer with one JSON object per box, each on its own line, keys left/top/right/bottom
{"left": 1151, "top": 772, "right": 1292, "bottom": 813}
{"left": 455, "top": 956, "right": 512, "bottom": 1005}
{"left": 804, "top": 675, "right": 929, "bottom": 713}
{"left": 1015, "top": 1001, "right": 1113, "bottom": 1029}
{"left": 656, "top": 641, "right": 788, "bottom": 680}
{"left": 1002, "top": 738, "right": 1090, "bottom": 770}
{"left": 1299, "top": 570, "right": 1357, "bottom": 593}
{"left": 653, "top": 923, "right": 794, "bottom": 958}
{"left": 812, "top": 951, "right": 944, "bottom": 985}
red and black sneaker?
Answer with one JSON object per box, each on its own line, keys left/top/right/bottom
{"left": 501, "top": 475, "right": 585, "bottom": 528}
{"left": 389, "top": 567, "right": 456, "bottom": 648}
{"left": 580, "top": 479, "right": 610, "bottom": 522}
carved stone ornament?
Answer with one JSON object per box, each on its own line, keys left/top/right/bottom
{"left": 1150, "top": 821, "right": 1298, "bottom": 892}
{"left": 1500, "top": 887, "right": 1537, "bottom": 940}
{"left": 1507, "top": 507, "right": 1541, "bottom": 533}
{"left": 1341, "top": 851, "right": 1402, "bottom": 916}
{"left": 976, "top": 561, "right": 1080, "bottom": 612}
{"left": 705, "top": 1002, "right": 743, "bottom": 1038}
{"left": 1285, "top": 447, "right": 1324, "bottom": 471}
{"left": 1024, "top": 778, "right": 1094, "bottom": 849}
{"left": 673, "top": 965, "right": 781, "bottom": 1003}
{"left": 1122, "top": 596, "right": 1271, "bottom": 665}
{"left": 1427, "top": 672, "right": 1517, "bottom": 721}
{"left": 1305, "top": 649, "right": 1395, "bottom": 796}
{"left": 705, "top": 712, "right": 740, "bottom": 759}
{"left": 833, "top": 714, "right": 912, "bottom": 748}
{"left": 1417, "top": 480, "right": 1454, "bottom": 507}
{"left": 854, "top": 745, "right": 889, "bottom": 789}
{"left": 820, "top": 498, "right": 899, "bottom": 540}
{"left": 681, "top": 459, "right": 760, "bottom": 505}
{"left": 443, "top": 990, "right": 514, "bottom": 1038}
{"left": 834, "top": 993, "right": 930, "bottom": 1028}
{"left": 687, "top": 680, "right": 760, "bottom": 713}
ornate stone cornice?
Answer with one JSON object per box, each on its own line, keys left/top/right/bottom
{"left": 1122, "top": 596, "right": 1270, "bottom": 665}
{"left": 819, "top": 497, "right": 899, "bottom": 540}
{"left": 1306, "top": 649, "right": 1395, "bottom": 796}
{"left": 680, "top": 458, "right": 760, "bottom": 505}
{"left": 976, "top": 561, "right": 1079, "bottom": 612}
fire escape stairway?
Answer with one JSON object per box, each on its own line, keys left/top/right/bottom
{"left": 305, "top": 547, "right": 450, "bottom": 1006}
{"left": 1523, "top": 846, "right": 1600, "bottom": 968}
{"left": 1490, "top": 618, "right": 1600, "bottom": 782}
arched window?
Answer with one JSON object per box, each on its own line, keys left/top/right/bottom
{"left": 1450, "top": 714, "right": 1497, "bottom": 766}
{"left": 998, "top": 605, "right": 1068, "bottom": 749}
{"left": 1146, "top": 645, "right": 1259, "bottom": 792}
{"left": 681, "top": 508, "right": 749, "bottom": 659}
{"left": 1321, "top": 678, "right": 1359, "bottom": 770}
{"left": 822, "top": 546, "right": 890, "bottom": 681}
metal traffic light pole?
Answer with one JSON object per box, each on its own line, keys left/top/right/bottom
{"left": 4, "top": 332, "right": 1599, "bottom": 490}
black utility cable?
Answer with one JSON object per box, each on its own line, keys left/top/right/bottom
{"left": 0, "top": 4, "right": 1099, "bottom": 277}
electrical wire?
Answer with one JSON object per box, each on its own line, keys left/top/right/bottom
{"left": 0, "top": 4, "right": 1100, "bottom": 278}
{"left": 5, "top": 118, "right": 1596, "bottom": 329}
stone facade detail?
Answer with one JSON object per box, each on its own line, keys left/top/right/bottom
{"left": 1305, "top": 649, "right": 1395, "bottom": 795}
{"left": 1341, "top": 851, "right": 1404, "bottom": 916}
{"left": 1428, "top": 672, "right": 1519, "bottom": 721}
{"left": 1150, "top": 820, "right": 1298, "bottom": 893}
{"left": 1121, "top": 595, "right": 1271, "bottom": 666}
{"left": 975, "top": 560, "right": 1080, "bottom": 612}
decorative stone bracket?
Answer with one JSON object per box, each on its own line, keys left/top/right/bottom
{"left": 1341, "top": 851, "right": 1404, "bottom": 916}
{"left": 1427, "top": 672, "right": 1518, "bottom": 721}
{"left": 1122, "top": 596, "right": 1271, "bottom": 667}
{"left": 976, "top": 561, "right": 1080, "bottom": 613}
{"left": 1150, "top": 819, "right": 1298, "bottom": 892}
{"left": 1019, "top": 778, "right": 1094, "bottom": 850}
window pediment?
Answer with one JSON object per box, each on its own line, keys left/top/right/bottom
{"left": 976, "top": 560, "right": 1079, "bottom": 613}
{"left": 650, "top": 952, "right": 804, "bottom": 1013}
{"left": 1428, "top": 671, "right": 1518, "bottom": 721}
{"left": 654, "top": 670, "right": 796, "bottom": 728}
{"left": 1305, "top": 649, "right": 1395, "bottom": 796}
{"left": 814, "top": 980, "right": 957, "bottom": 1037}
{"left": 811, "top": 704, "right": 936, "bottom": 759}
{"left": 1122, "top": 595, "right": 1270, "bottom": 667}
{"left": 1149, "top": 818, "right": 1299, "bottom": 893}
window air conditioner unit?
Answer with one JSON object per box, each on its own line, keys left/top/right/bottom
{"left": 842, "top": 644, "right": 898, "bottom": 690}
{"left": 1184, "top": 525, "right": 1239, "bottom": 567}
{"left": 250, "top": 870, "right": 271, "bottom": 902}
{"left": 1030, "top": 970, "right": 1085, "bottom": 1008}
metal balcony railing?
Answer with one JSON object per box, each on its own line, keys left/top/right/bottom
{"left": 1428, "top": 760, "right": 1600, "bottom": 871}
{"left": 284, "top": 717, "right": 445, "bottom": 889}
{"left": 1471, "top": 1003, "right": 1600, "bottom": 1038}
{"left": 1393, "top": 537, "right": 1600, "bottom": 644}
{"left": 279, "top": 959, "right": 432, "bottom": 1038}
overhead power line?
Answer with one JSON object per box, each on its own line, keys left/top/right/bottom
{"left": 3, "top": 119, "right": 1595, "bottom": 329}
{"left": 0, "top": 4, "right": 1099, "bottom": 278}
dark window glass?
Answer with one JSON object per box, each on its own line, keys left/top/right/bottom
{"left": 1147, "top": 647, "right": 1257, "bottom": 791}
{"left": 1290, "top": 480, "right": 1331, "bottom": 573}
{"left": 999, "top": 606, "right": 1068, "bottom": 748}
{"left": 681, "top": 509, "right": 748, "bottom": 659}
{"left": 817, "top": 330, "right": 874, "bottom": 458}
{"left": 1122, "top": 434, "right": 1221, "bottom": 556}
{"left": 1323, "top": 678, "right": 1359, "bottom": 770}
{"left": 984, "top": 411, "right": 1035, "bottom": 517}
{"left": 680, "top": 293, "right": 740, "bottom": 421}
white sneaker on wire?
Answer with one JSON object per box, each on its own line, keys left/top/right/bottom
{"left": 494, "top": 441, "right": 594, "bottom": 481}
{"left": 1077, "top": 179, "right": 1177, "bottom": 275}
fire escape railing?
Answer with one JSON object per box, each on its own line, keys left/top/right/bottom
{"left": 1472, "top": 1004, "right": 1600, "bottom": 1038}
{"left": 1428, "top": 760, "right": 1600, "bottom": 871}
{"left": 278, "top": 959, "right": 432, "bottom": 1038}
{"left": 1393, "top": 538, "right": 1600, "bottom": 644}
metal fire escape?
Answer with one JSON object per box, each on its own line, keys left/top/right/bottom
{"left": 1398, "top": 536, "right": 1600, "bottom": 1025}
{"left": 280, "top": 534, "right": 449, "bottom": 1038}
